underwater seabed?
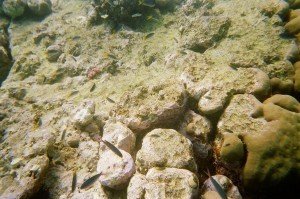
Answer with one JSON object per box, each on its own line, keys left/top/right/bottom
{"left": 0, "top": 0, "right": 299, "bottom": 199}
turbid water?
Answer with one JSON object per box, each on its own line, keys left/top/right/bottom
{"left": 0, "top": 0, "right": 299, "bottom": 199}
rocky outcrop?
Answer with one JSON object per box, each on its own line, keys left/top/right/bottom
{"left": 97, "top": 149, "right": 135, "bottom": 189}
{"left": 0, "top": 0, "right": 299, "bottom": 198}
{"left": 113, "top": 80, "right": 187, "bottom": 133}
{"left": 0, "top": 155, "right": 49, "bottom": 199}
{"left": 102, "top": 122, "right": 136, "bottom": 154}
{"left": 243, "top": 95, "right": 300, "bottom": 190}
{"left": 127, "top": 168, "right": 199, "bottom": 199}
{"left": 136, "top": 128, "right": 197, "bottom": 174}
{"left": 181, "top": 65, "right": 270, "bottom": 115}
{"left": 1, "top": 0, "right": 52, "bottom": 18}
{"left": 216, "top": 94, "right": 300, "bottom": 190}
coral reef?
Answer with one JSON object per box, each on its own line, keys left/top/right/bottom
{"left": 0, "top": 0, "right": 299, "bottom": 198}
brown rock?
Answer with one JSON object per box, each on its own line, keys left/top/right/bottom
{"left": 285, "top": 16, "right": 300, "bottom": 35}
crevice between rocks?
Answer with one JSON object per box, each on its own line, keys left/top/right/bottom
{"left": 0, "top": 18, "right": 13, "bottom": 86}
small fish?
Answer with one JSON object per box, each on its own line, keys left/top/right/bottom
{"left": 80, "top": 173, "right": 101, "bottom": 189}
{"left": 101, "top": 14, "right": 109, "bottom": 19}
{"left": 173, "top": 37, "right": 179, "bottom": 43}
{"left": 61, "top": 129, "right": 66, "bottom": 141}
{"left": 38, "top": 118, "right": 42, "bottom": 127}
{"left": 132, "top": 13, "right": 142, "bottom": 18}
{"left": 140, "top": 0, "right": 155, "bottom": 7}
{"left": 69, "top": 90, "right": 79, "bottom": 97}
{"left": 71, "top": 171, "right": 77, "bottom": 192}
{"left": 90, "top": 83, "right": 96, "bottom": 92}
{"left": 144, "top": 32, "right": 154, "bottom": 39}
{"left": 72, "top": 36, "right": 81, "bottom": 40}
{"left": 102, "top": 140, "right": 123, "bottom": 158}
{"left": 106, "top": 97, "right": 115, "bottom": 103}
{"left": 205, "top": 169, "right": 228, "bottom": 199}
{"left": 93, "top": 134, "right": 123, "bottom": 158}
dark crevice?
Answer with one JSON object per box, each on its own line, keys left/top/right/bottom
{"left": 28, "top": 185, "right": 50, "bottom": 199}
{"left": 0, "top": 17, "right": 13, "bottom": 86}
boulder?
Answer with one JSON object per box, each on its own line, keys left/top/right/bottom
{"left": 27, "top": 0, "right": 52, "bottom": 16}
{"left": 145, "top": 168, "right": 199, "bottom": 199}
{"left": 0, "top": 155, "right": 49, "bottom": 199}
{"left": 102, "top": 122, "right": 136, "bottom": 154}
{"left": 182, "top": 65, "right": 270, "bottom": 115}
{"left": 127, "top": 173, "right": 148, "bottom": 199}
{"left": 181, "top": 110, "right": 212, "bottom": 142}
{"left": 220, "top": 134, "right": 244, "bottom": 167}
{"left": 217, "top": 94, "right": 266, "bottom": 143}
{"left": 201, "top": 175, "right": 242, "bottom": 199}
{"left": 180, "top": 15, "right": 231, "bottom": 53}
{"left": 46, "top": 44, "right": 63, "bottom": 62}
{"left": 285, "top": 16, "right": 300, "bottom": 35}
{"left": 243, "top": 95, "right": 300, "bottom": 190}
{"left": 113, "top": 80, "right": 187, "bottom": 133}
{"left": 97, "top": 149, "right": 135, "bottom": 189}
{"left": 72, "top": 100, "right": 95, "bottom": 130}
{"left": 136, "top": 128, "right": 197, "bottom": 174}
{"left": 2, "top": 0, "right": 25, "bottom": 18}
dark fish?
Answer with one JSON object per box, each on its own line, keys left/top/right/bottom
{"left": 102, "top": 140, "right": 123, "bottom": 158}
{"left": 61, "top": 129, "right": 66, "bottom": 141}
{"left": 72, "top": 36, "right": 81, "bottom": 40}
{"left": 106, "top": 97, "right": 115, "bottom": 103}
{"left": 69, "top": 90, "right": 79, "bottom": 96}
{"left": 80, "top": 173, "right": 101, "bottom": 189}
{"left": 90, "top": 83, "right": 96, "bottom": 92}
{"left": 206, "top": 169, "right": 228, "bottom": 199}
{"left": 38, "top": 118, "right": 42, "bottom": 127}
{"left": 145, "top": 32, "right": 155, "bottom": 39}
{"left": 71, "top": 171, "right": 77, "bottom": 192}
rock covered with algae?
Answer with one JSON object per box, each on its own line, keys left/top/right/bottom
{"left": 2, "top": 0, "right": 26, "bottom": 18}
{"left": 181, "top": 63, "right": 270, "bottom": 115}
{"left": 113, "top": 79, "right": 187, "bottom": 133}
{"left": 127, "top": 168, "right": 199, "bottom": 199}
{"left": 0, "top": 0, "right": 299, "bottom": 198}
{"left": 136, "top": 128, "right": 197, "bottom": 174}
{"left": 216, "top": 94, "right": 300, "bottom": 189}
{"left": 243, "top": 94, "right": 300, "bottom": 190}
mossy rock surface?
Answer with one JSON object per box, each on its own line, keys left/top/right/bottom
{"left": 243, "top": 95, "right": 300, "bottom": 190}
{"left": 220, "top": 134, "right": 244, "bottom": 166}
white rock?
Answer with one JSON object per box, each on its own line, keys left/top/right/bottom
{"left": 102, "top": 122, "right": 136, "bottom": 154}
{"left": 127, "top": 173, "right": 147, "bottom": 199}
{"left": 72, "top": 100, "right": 95, "bottom": 129}
{"left": 202, "top": 175, "right": 242, "bottom": 199}
{"left": 145, "top": 168, "right": 199, "bottom": 199}
{"left": 136, "top": 128, "right": 197, "bottom": 173}
{"left": 97, "top": 149, "right": 135, "bottom": 189}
